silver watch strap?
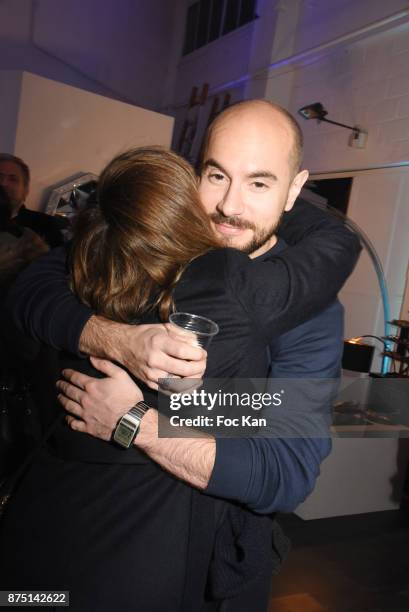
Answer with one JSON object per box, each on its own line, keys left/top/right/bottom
{"left": 129, "top": 401, "right": 150, "bottom": 421}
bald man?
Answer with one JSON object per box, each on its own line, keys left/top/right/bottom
{"left": 7, "top": 100, "right": 360, "bottom": 611}
{"left": 199, "top": 99, "right": 307, "bottom": 255}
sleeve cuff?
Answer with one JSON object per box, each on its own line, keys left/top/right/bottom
{"left": 205, "top": 437, "right": 254, "bottom": 503}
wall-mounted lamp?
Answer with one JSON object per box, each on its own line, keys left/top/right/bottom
{"left": 298, "top": 102, "right": 368, "bottom": 148}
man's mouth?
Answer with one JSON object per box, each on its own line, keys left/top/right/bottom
{"left": 213, "top": 222, "right": 248, "bottom": 236}
{"left": 210, "top": 214, "right": 254, "bottom": 237}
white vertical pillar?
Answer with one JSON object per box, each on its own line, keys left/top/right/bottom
{"left": 245, "top": 0, "right": 303, "bottom": 107}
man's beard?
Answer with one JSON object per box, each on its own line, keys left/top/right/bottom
{"left": 209, "top": 210, "right": 284, "bottom": 255}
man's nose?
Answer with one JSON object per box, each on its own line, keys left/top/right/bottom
{"left": 217, "top": 183, "right": 244, "bottom": 217}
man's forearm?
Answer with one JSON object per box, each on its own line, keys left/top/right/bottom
{"left": 134, "top": 409, "right": 216, "bottom": 489}
{"left": 79, "top": 315, "right": 131, "bottom": 363}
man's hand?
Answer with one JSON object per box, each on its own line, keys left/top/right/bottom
{"left": 79, "top": 317, "right": 207, "bottom": 390}
{"left": 58, "top": 356, "right": 215, "bottom": 489}
{"left": 57, "top": 357, "right": 143, "bottom": 441}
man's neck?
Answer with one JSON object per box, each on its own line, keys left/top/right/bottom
{"left": 249, "top": 234, "right": 278, "bottom": 259}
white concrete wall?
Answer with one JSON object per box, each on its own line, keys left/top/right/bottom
{"left": 290, "top": 26, "right": 409, "bottom": 173}
{"left": 7, "top": 72, "right": 173, "bottom": 211}
{"left": 294, "top": 0, "right": 409, "bottom": 53}
{"left": 0, "top": 0, "right": 175, "bottom": 110}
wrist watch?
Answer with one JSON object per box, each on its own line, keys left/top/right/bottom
{"left": 112, "top": 401, "right": 150, "bottom": 449}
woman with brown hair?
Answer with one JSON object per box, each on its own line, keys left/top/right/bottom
{"left": 1, "top": 146, "right": 354, "bottom": 611}
{"left": 69, "top": 146, "right": 221, "bottom": 324}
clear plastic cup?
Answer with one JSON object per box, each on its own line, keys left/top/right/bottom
{"left": 168, "top": 312, "right": 219, "bottom": 349}
{"left": 159, "top": 313, "right": 219, "bottom": 395}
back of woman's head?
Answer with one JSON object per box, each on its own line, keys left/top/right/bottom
{"left": 70, "top": 146, "right": 220, "bottom": 322}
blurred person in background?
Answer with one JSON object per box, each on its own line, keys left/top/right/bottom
{"left": 0, "top": 185, "right": 48, "bottom": 478}
{"left": 0, "top": 184, "right": 48, "bottom": 297}
{"left": 0, "top": 153, "right": 67, "bottom": 248}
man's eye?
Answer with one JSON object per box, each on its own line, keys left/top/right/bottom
{"left": 209, "top": 172, "right": 226, "bottom": 183}
{"left": 252, "top": 181, "right": 268, "bottom": 190}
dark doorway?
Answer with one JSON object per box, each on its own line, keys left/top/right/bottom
{"left": 304, "top": 177, "right": 353, "bottom": 215}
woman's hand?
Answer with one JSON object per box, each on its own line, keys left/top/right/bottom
{"left": 57, "top": 356, "right": 143, "bottom": 441}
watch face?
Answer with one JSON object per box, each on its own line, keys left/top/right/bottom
{"left": 114, "top": 423, "right": 135, "bottom": 448}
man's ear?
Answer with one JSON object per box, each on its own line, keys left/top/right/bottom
{"left": 284, "top": 169, "right": 309, "bottom": 212}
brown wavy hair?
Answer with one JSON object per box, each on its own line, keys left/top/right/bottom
{"left": 70, "top": 147, "right": 221, "bottom": 322}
